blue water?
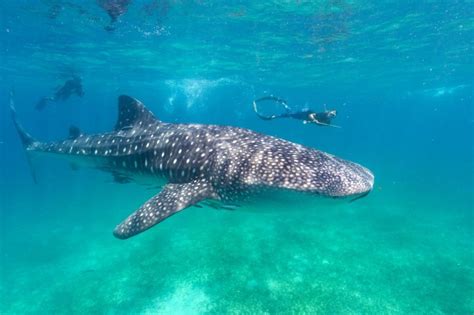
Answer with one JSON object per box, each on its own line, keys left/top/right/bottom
{"left": 0, "top": 1, "right": 473, "bottom": 314}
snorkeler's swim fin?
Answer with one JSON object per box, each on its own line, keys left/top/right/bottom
{"left": 10, "top": 91, "right": 38, "bottom": 183}
{"left": 253, "top": 96, "right": 291, "bottom": 121}
{"left": 35, "top": 96, "right": 53, "bottom": 111}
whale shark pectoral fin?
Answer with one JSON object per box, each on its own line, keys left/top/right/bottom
{"left": 113, "top": 179, "right": 216, "bottom": 239}
{"left": 10, "top": 90, "right": 38, "bottom": 183}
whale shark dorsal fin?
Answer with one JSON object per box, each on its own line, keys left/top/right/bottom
{"left": 68, "top": 125, "right": 81, "bottom": 139}
{"left": 113, "top": 179, "right": 217, "bottom": 239}
{"left": 115, "top": 95, "right": 159, "bottom": 131}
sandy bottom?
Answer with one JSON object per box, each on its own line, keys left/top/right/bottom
{"left": 1, "top": 170, "right": 472, "bottom": 314}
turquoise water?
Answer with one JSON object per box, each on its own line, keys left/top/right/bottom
{"left": 1, "top": 1, "right": 473, "bottom": 314}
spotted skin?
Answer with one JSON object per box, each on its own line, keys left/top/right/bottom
{"left": 115, "top": 178, "right": 217, "bottom": 238}
{"left": 12, "top": 95, "right": 374, "bottom": 239}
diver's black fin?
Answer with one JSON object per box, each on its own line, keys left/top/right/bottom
{"left": 104, "top": 24, "right": 116, "bottom": 32}
{"left": 113, "top": 179, "right": 217, "bottom": 239}
{"left": 68, "top": 125, "right": 81, "bottom": 139}
{"left": 35, "top": 97, "right": 51, "bottom": 111}
{"left": 10, "top": 91, "right": 38, "bottom": 183}
{"left": 115, "top": 95, "right": 159, "bottom": 131}
{"left": 252, "top": 95, "right": 290, "bottom": 121}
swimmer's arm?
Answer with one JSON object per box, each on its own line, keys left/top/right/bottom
{"left": 307, "top": 113, "right": 320, "bottom": 124}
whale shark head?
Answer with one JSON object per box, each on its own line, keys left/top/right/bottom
{"left": 246, "top": 143, "right": 374, "bottom": 201}
{"left": 318, "top": 157, "right": 374, "bottom": 200}
{"left": 301, "top": 153, "right": 374, "bottom": 200}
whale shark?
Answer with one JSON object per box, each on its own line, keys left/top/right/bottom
{"left": 11, "top": 95, "right": 374, "bottom": 239}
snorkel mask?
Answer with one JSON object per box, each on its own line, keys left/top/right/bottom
{"left": 327, "top": 110, "right": 337, "bottom": 118}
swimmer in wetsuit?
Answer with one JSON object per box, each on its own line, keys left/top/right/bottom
{"left": 36, "top": 75, "right": 84, "bottom": 111}
{"left": 253, "top": 96, "right": 339, "bottom": 127}
{"left": 97, "top": 0, "right": 131, "bottom": 31}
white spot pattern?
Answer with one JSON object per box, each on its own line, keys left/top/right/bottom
{"left": 29, "top": 95, "right": 374, "bottom": 240}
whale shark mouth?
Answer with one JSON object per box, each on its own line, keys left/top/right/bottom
{"left": 326, "top": 156, "right": 374, "bottom": 198}
{"left": 349, "top": 190, "right": 372, "bottom": 202}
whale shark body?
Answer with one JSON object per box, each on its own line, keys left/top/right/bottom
{"left": 11, "top": 95, "right": 374, "bottom": 239}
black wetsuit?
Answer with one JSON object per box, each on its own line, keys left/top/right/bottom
{"left": 53, "top": 77, "right": 84, "bottom": 101}
{"left": 287, "top": 110, "right": 314, "bottom": 121}
{"left": 98, "top": 0, "right": 131, "bottom": 31}
{"left": 253, "top": 96, "right": 336, "bottom": 126}
{"left": 258, "top": 108, "right": 333, "bottom": 124}
{"left": 36, "top": 77, "right": 84, "bottom": 111}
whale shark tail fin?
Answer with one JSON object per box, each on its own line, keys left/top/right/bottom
{"left": 10, "top": 92, "right": 35, "bottom": 147}
{"left": 10, "top": 90, "right": 38, "bottom": 183}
